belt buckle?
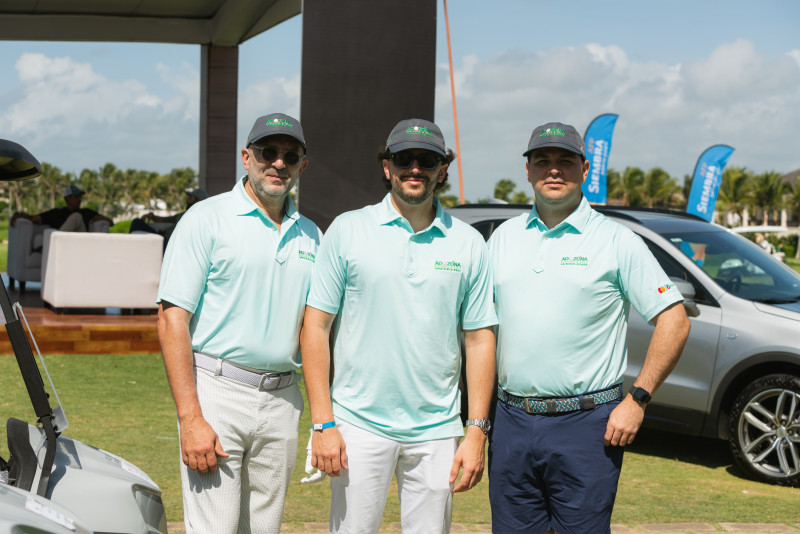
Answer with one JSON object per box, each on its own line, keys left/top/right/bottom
{"left": 258, "top": 373, "right": 277, "bottom": 391}
{"left": 582, "top": 396, "right": 596, "bottom": 410}
{"left": 523, "top": 398, "right": 537, "bottom": 414}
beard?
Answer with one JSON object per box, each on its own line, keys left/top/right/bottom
{"left": 248, "top": 167, "right": 297, "bottom": 199}
{"left": 391, "top": 173, "right": 438, "bottom": 205}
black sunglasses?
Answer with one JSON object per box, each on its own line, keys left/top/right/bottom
{"left": 253, "top": 145, "right": 304, "bottom": 166}
{"left": 390, "top": 151, "right": 442, "bottom": 170}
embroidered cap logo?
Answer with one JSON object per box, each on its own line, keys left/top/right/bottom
{"left": 539, "top": 128, "right": 566, "bottom": 138}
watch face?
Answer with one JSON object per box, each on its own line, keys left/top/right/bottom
{"left": 631, "top": 387, "right": 651, "bottom": 403}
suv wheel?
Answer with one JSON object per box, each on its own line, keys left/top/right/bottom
{"left": 728, "top": 374, "right": 800, "bottom": 486}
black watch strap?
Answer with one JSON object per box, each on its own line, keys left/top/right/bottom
{"left": 629, "top": 386, "right": 652, "bottom": 404}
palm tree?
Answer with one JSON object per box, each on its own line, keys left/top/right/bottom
{"left": 716, "top": 166, "right": 754, "bottom": 227}
{"left": 617, "top": 167, "right": 645, "bottom": 207}
{"left": 643, "top": 167, "right": 680, "bottom": 208}
{"left": 36, "top": 163, "right": 72, "bottom": 211}
{"left": 752, "top": 171, "right": 790, "bottom": 225}
{"left": 606, "top": 168, "right": 622, "bottom": 203}
{"left": 156, "top": 167, "right": 198, "bottom": 212}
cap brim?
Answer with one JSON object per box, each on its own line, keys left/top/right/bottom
{"left": 388, "top": 141, "right": 446, "bottom": 158}
{"left": 247, "top": 133, "right": 306, "bottom": 151}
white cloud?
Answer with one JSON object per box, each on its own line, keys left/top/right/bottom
{"left": 0, "top": 52, "right": 200, "bottom": 174}
{"left": 435, "top": 40, "right": 800, "bottom": 201}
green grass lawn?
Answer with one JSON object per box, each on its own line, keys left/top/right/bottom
{"left": 1, "top": 353, "right": 799, "bottom": 527}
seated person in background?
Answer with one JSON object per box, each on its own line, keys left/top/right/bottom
{"left": 755, "top": 233, "right": 776, "bottom": 255}
{"left": 11, "top": 184, "right": 113, "bottom": 232}
{"left": 129, "top": 188, "right": 209, "bottom": 247}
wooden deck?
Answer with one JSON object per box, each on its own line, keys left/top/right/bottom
{"left": 0, "top": 281, "right": 160, "bottom": 355}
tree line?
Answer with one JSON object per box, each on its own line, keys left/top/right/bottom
{"left": 3, "top": 161, "right": 798, "bottom": 229}
{"left": 0, "top": 162, "right": 199, "bottom": 221}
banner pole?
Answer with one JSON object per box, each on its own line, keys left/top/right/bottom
{"left": 443, "top": 0, "right": 465, "bottom": 204}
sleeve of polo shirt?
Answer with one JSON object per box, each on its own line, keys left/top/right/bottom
{"left": 460, "top": 232, "right": 498, "bottom": 330}
{"left": 306, "top": 216, "right": 346, "bottom": 315}
{"left": 156, "top": 209, "right": 213, "bottom": 314}
{"left": 615, "top": 228, "right": 683, "bottom": 322}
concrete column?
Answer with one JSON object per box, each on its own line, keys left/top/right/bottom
{"left": 200, "top": 44, "right": 239, "bottom": 197}
{"left": 298, "top": 0, "right": 437, "bottom": 230}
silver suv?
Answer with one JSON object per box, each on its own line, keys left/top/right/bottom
{"left": 448, "top": 203, "right": 800, "bottom": 487}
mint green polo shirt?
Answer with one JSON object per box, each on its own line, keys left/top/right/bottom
{"left": 307, "top": 194, "right": 498, "bottom": 442}
{"left": 488, "top": 197, "right": 682, "bottom": 398}
{"left": 158, "top": 177, "right": 321, "bottom": 371}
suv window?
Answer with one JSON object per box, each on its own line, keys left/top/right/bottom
{"left": 662, "top": 230, "right": 800, "bottom": 303}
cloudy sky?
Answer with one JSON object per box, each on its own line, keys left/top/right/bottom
{"left": 1, "top": 0, "right": 798, "bottom": 201}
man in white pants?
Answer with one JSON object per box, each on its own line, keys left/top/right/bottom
{"left": 301, "top": 118, "right": 497, "bottom": 533}
{"left": 158, "top": 113, "right": 321, "bottom": 533}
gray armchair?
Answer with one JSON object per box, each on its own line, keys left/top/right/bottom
{"left": 7, "top": 218, "right": 47, "bottom": 291}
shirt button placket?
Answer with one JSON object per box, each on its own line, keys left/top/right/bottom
{"left": 407, "top": 236, "right": 417, "bottom": 276}
{"left": 531, "top": 232, "right": 546, "bottom": 273}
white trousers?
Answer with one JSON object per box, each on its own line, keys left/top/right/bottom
{"left": 330, "top": 420, "right": 459, "bottom": 534}
{"left": 180, "top": 367, "right": 303, "bottom": 534}
{"left": 59, "top": 212, "right": 86, "bottom": 232}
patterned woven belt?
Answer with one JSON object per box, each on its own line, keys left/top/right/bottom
{"left": 498, "top": 384, "right": 623, "bottom": 414}
{"left": 193, "top": 352, "right": 297, "bottom": 391}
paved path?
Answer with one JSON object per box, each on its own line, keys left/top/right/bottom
{"left": 168, "top": 522, "right": 800, "bottom": 533}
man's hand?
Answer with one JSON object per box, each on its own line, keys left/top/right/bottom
{"left": 311, "top": 426, "right": 348, "bottom": 477}
{"left": 604, "top": 396, "right": 645, "bottom": 447}
{"left": 179, "top": 414, "right": 229, "bottom": 473}
{"left": 449, "top": 426, "right": 486, "bottom": 492}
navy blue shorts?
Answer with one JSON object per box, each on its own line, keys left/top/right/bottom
{"left": 488, "top": 399, "right": 624, "bottom": 534}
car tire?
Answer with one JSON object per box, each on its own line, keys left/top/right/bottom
{"left": 728, "top": 374, "right": 800, "bottom": 487}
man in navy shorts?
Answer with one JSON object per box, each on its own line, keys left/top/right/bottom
{"left": 487, "top": 122, "right": 691, "bottom": 533}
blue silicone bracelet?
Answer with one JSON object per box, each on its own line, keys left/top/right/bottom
{"left": 312, "top": 421, "right": 336, "bottom": 431}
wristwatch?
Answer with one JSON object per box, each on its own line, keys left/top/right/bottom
{"left": 466, "top": 418, "right": 492, "bottom": 434}
{"left": 312, "top": 421, "right": 336, "bottom": 431}
{"left": 629, "top": 386, "right": 652, "bottom": 405}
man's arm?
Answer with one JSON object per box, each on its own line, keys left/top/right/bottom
{"left": 158, "top": 301, "right": 228, "bottom": 473}
{"left": 300, "top": 305, "right": 347, "bottom": 476}
{"left": 450, "top": 326, "right": 496, "bottom": 492}
{"left": 89, "top": 213, "right": 113, "bottom": 226}
{"left": 10, "top": 212, "right": 42, "bottom": 227}
{"left": 605, "top": 302, "right": 690, "bottom": 446}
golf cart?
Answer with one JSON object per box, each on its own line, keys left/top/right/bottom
{"left": 0, "top": 139, "right": 167, "bottom": 533}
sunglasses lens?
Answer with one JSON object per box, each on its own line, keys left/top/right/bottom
{"left": 283, "top": 150, "right": 301, "bottom": 165}
{"left": 392, "top": 152, "right": 414, "bottom": 168}
{"left": 259, "top": 146, "right": 278, "bottom": 161}
{"left": 416, "top": 154, "right": 439, "bottom": 169}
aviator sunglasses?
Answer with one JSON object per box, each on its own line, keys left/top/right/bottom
{"left": 390, "top": 151, "right": 443, "bottom": 170}
{"left": 253, "top": 144, "right": 304, "bottom": 166}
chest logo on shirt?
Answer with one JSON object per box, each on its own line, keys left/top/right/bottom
{"left": 434, "top": 260, "right": 462, "bottom": 272}
{"left": 298, "top": 250, "right": 316, "bottom": 262}
{"left": 560, "top": 256, "right": 588, "bottom": 267}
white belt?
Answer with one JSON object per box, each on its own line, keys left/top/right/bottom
{"left": 193, "top": 352, "right": 298, "bottom": 391}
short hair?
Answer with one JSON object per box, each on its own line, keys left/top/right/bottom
{"left": 377, "top": 147, "right": 457, "bottom": 192}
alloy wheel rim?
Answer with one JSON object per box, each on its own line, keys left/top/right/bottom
{"left": 738, "top": 387, "right": 800, "bottom": 478}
